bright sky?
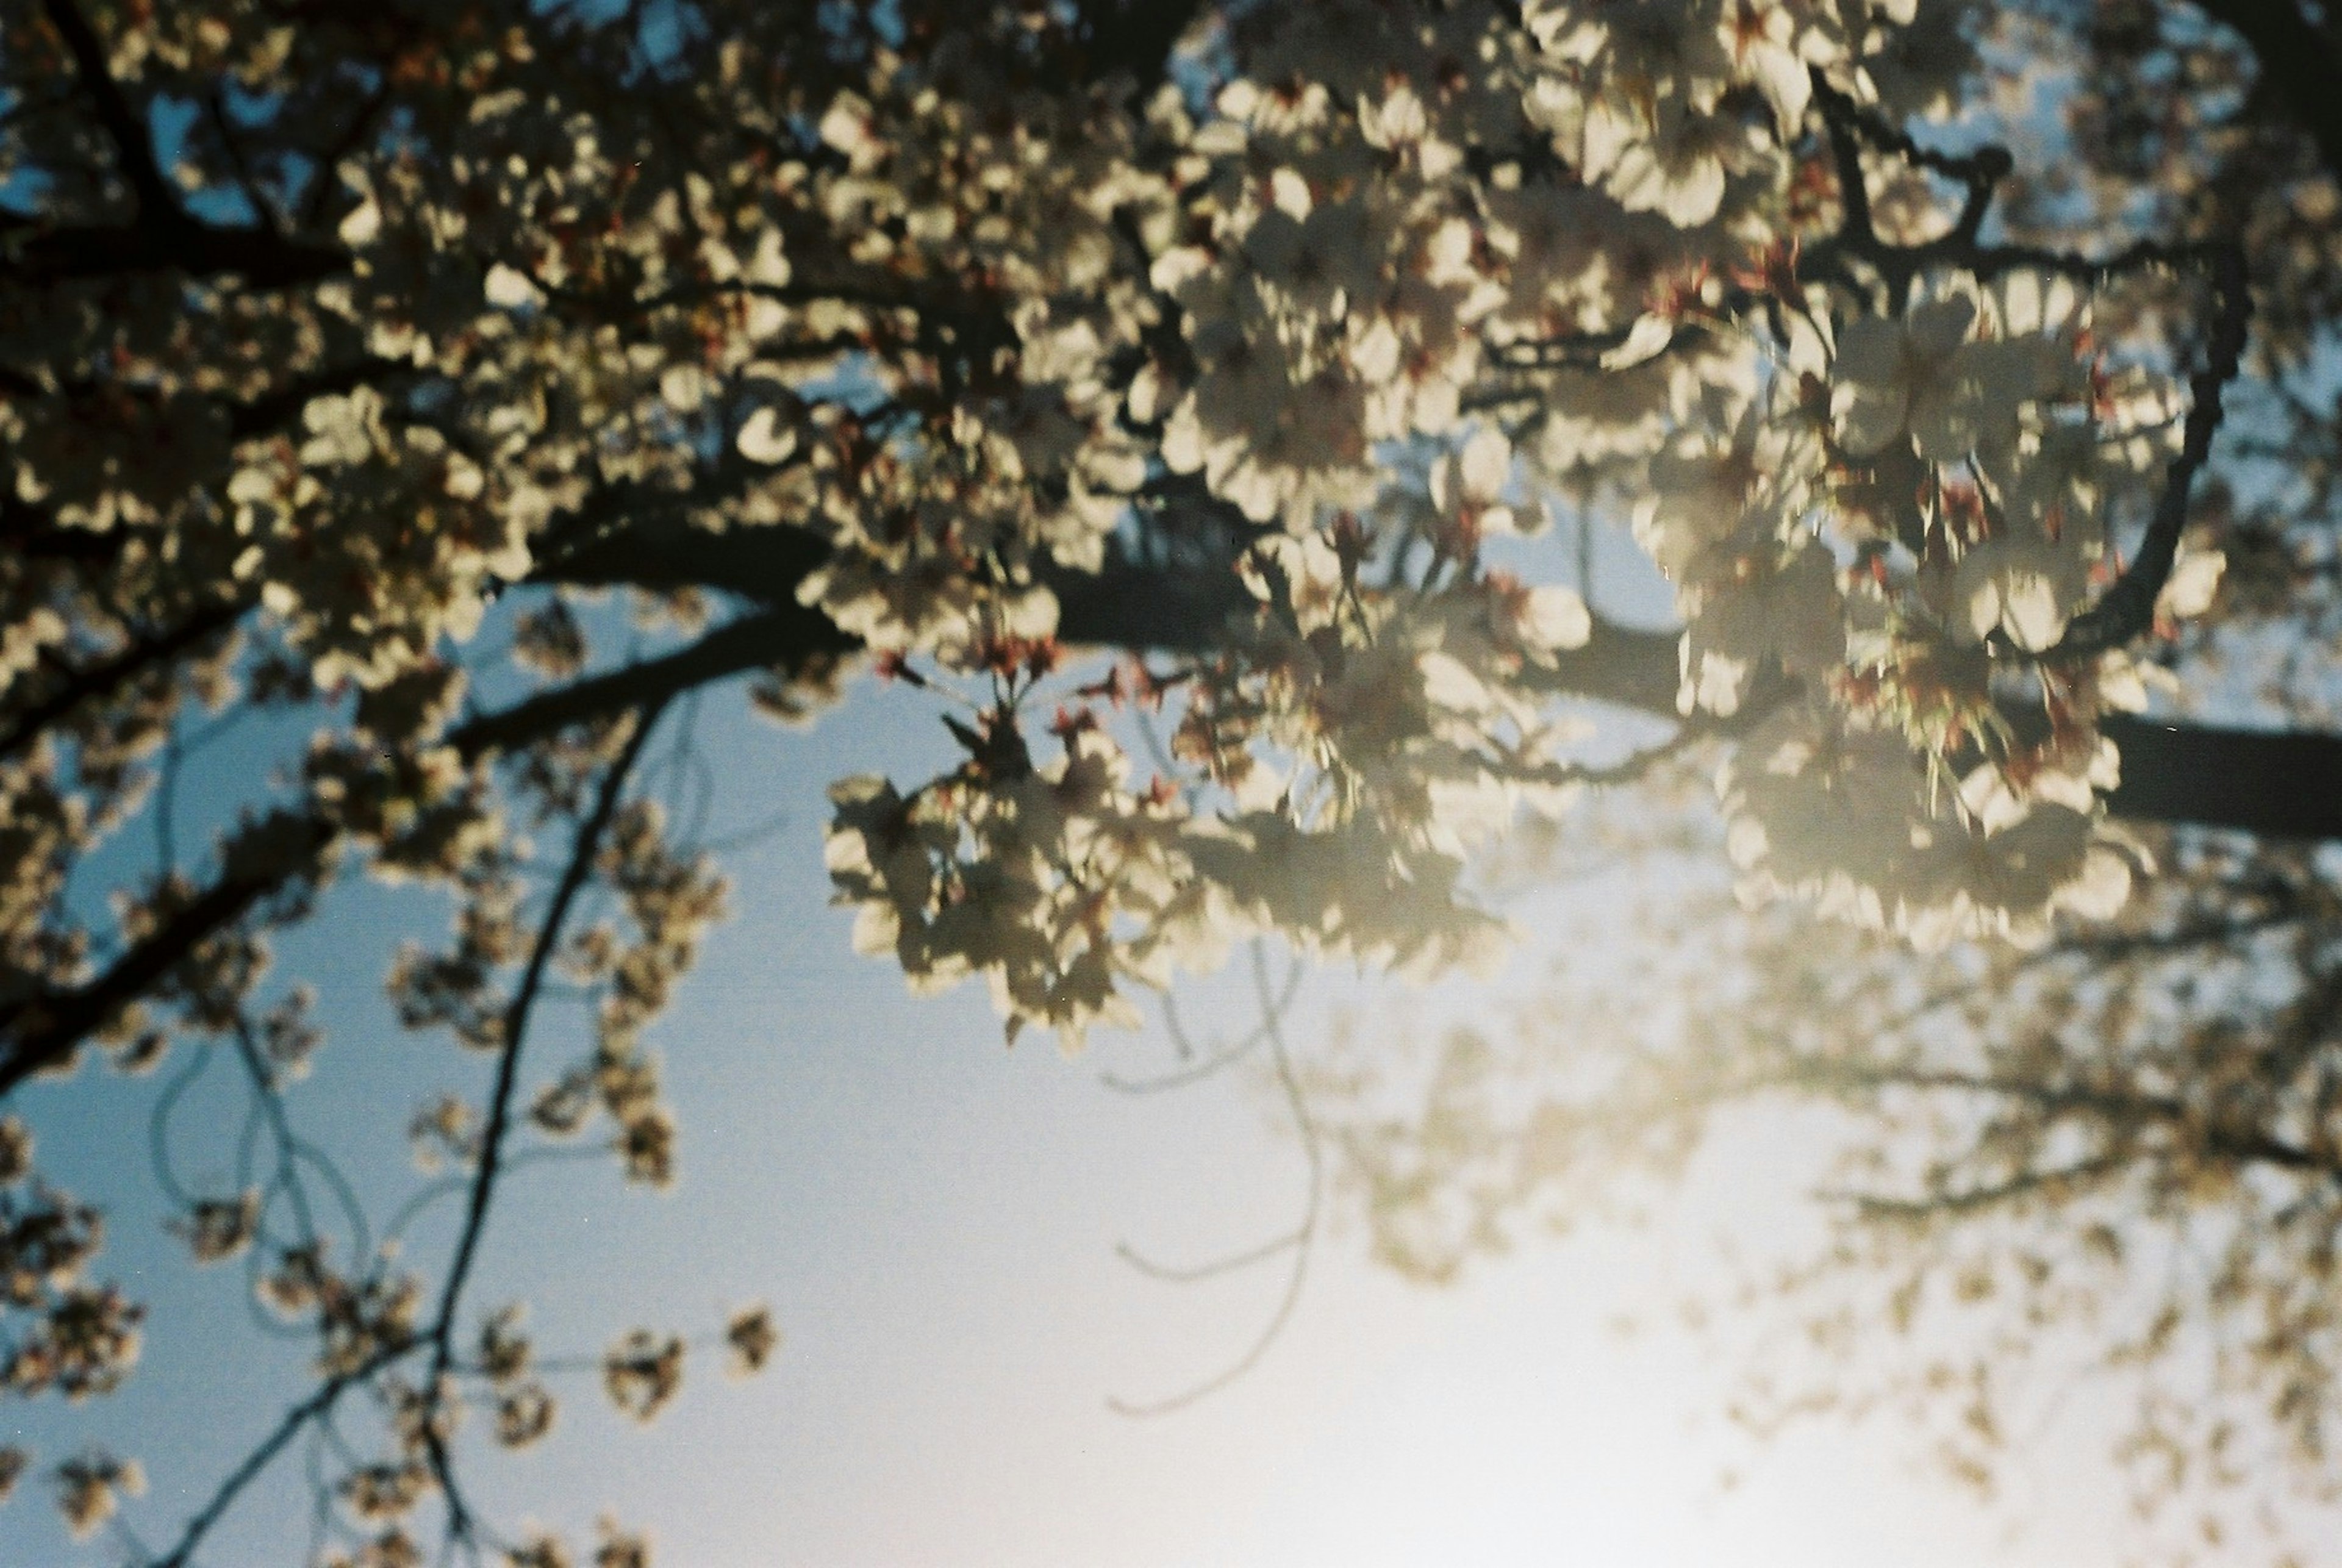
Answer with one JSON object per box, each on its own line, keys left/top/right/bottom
{"left": 0, "top": 664, "right": 2168, "bottom": 1568}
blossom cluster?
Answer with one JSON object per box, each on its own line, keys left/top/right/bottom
{"left": 817, "top": 0, "right": 2221, "bottom": 1047}
{"left": 0, "top": 0, "right": 2253, "bottom": 1546}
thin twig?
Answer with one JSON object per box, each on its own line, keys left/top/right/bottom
{"left": 1101, "top": 961, "right": 1303, "bottom": 1094}
{"left": 1115, "top": 1228, "right": 1305, "bottom": 1283}
{"left": 418, "top": 699, "right": 668, "bottom": 1537}
{"left": 203, "top": 88, "right": 283, "bottom": 234}
{"left": 146, "top": 1343, "right": 414, "bottom": 1568}
{"left": 1109, "top": 943, "right": 1322, "bottom": 1417}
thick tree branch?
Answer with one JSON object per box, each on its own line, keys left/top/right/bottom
{"left": 7, "top": 586, "right": 2342, "bottom": 1107}
{"left": 535, "top": 512, "right": 1684, "bottom": 709}
{"left": 0, "top": 811, "right": 335, "bottom": 1101}
{"left": 2100, "top": 714, "right": 2342, "bottom": 842}
{"left": 0, "top": 493, "right": 120, "bottom": 560}
{"left": 0, "top": 617, "right": 836, "bottom": 1100}
{"left": 1076, "top": 0, "right": 1211, "bottom": 89}
{"left": 0, "top": 601, "right": 245, "bottom": 766}
{"left": 40, "top": 0, "right": 177, "bottom": 224}
{"left": 226, "top": 359, "right": 410, "bottom": 442}
{"left": 5, "top": 216, "right": 349, "bottom": 288}
{"left": 449, "top": 606, "right": 851, "bottom": 757}
{"left": 15, "top": 0, "right": 347, "bottom": 288}
{"left": 541, "top": 515, "right": 2342, "bottom": 842}
{"left": 2188, "top": 0, "right": 2342, "bottom": 185}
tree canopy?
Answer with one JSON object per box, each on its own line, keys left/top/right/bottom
{"left": 4, "top": 0, "right": 2342, "bottom": 1562}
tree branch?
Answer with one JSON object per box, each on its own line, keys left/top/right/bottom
{"left": 146, "top": 1344, "right": 413, "bottom": 1568}
{"left": 0, "top": 617, "right": 834, "bottom": 1100}
{"left": 0, "top": 814, "right": 335, "bottom": 1100}
{"left": 419, "top": 698, "right": 666, "bottom": 1539}
{"left": 8, "top": 590, "right": 2342, "bottom": 1108}
{"left": 542, "top": 511, "right": 2342, "bottom": 841}
{"left": 1788, "top": 1058, "right": 2342, "bottom": 1181}
{"left": 2050, "top": 241, "right": 2252, "bottom": 657}
{"left": 5, "top": 217, "right": 349, "bottom": 288}
{"left": 447, "top": 607, "right": 850, "bottom": 757}
{"left": 2100, "top": 715, "right": 2342, "bottom": 841}
{"left": 1821, "top": 1154, "right": 2133, "bottom": 1223}
{"left": 1803, "top": 76, "right": 2255, "bottom": 663}
{"left": 14, "top": 0, "right": 346, "bottom": 288}
{"left": 40, "top": 0, "right": 177, "bottom": 225}
{"left": 0, "top": 601, "right": 246, "bottom": 766}
{"left": 1076, "top": 0, "right": 1211, "bottom": 89}
{"left": 1109, "top": 942, "right": 1321, "bottom": 1417}
{"left": 2188, "top": 0, "right": 2342, "bottom": 185}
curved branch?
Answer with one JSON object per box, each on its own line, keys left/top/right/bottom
{"left": 448, "top": 607, "right": 849, "bottom": 758}
{"left": 2051, "top": 241, "right": 2251, "bottom": 657}
{"left": 1115, "top": 1228, "right": 1303, "bottom": 1284}
{"left": 0, "top": 610, "right": 837, "bottom": 1097}
{"left": 1109, "top": 944, "right": 1322, "bottom": 1418}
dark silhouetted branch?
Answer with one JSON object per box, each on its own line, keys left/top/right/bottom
{"left": 419, "top": 699, "right": 667, "bottom": 1539}
{"left": 2188, "top": 0, "right": 2342, "bottom": 185}
{"left": 0, "top": 602, "right": 245, "bottom": 766}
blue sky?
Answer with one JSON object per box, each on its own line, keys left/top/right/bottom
{"left": 1, "top": 650, "right": 2182, "bottom": 1568}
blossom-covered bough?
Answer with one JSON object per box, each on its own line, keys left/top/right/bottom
{"left": 2, "top": 0, "right": 2338, "bottom": 1560}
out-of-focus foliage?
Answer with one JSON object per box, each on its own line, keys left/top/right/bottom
{"left": 1292, "top": 5, "right": 2342, "bottom": 1558}
{"left": 1312, "top": 822, "right": 2342, "bottom": 1562}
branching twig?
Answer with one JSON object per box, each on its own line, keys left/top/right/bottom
{"left": 41, "top": 0, "right": 179, "bottom": 224}
{"left": 146, "top": 1344, "right": 413, "bottom": 1568}
{"left": 416, "top": 698, "right": 668, "bottom": 1538}
{"left": 1109, "top": 943, "right": 1322, "bottom": 1418}
{"left": 0, "top": 615, "right": 825, "bottom": 1097}
{"left": 1817, "top": 1154, "right": 2132, "bottom": 1223}
{"left": 2053, "top": 242, "right": 2252, "bottom": 657}
{"left": 1803, "top": 70, "right": 2254, "bottom": 663}
{"left": 1100, "top": 961, "right": 1303, "bottom": 1093}
{"left": 1809, "top": 68, "right": 2012, "bottom": 249}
